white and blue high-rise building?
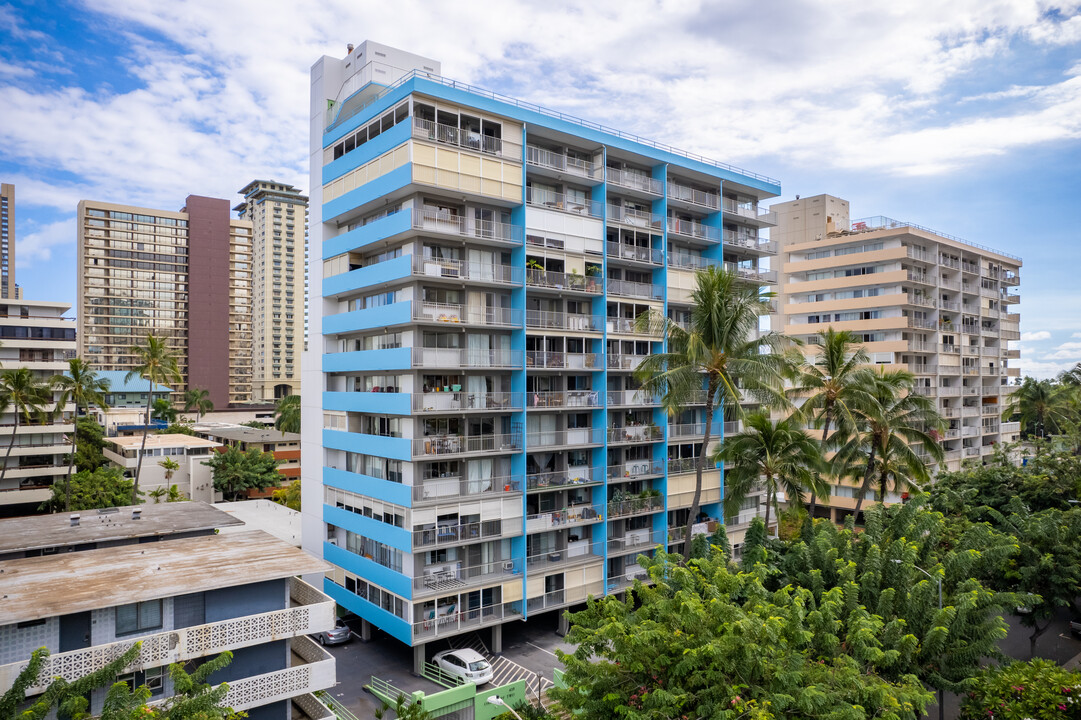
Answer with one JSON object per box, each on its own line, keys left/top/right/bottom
{"left": 303, "top": 41, "right": 780, "bottom": 665}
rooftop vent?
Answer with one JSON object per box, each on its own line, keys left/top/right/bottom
{"left": 347, "top": 43, "right": 354, "bottom": 53}
{"left": 132, "top": 509, "right": 142, "bottom": 521}
{"left": 70, "top": 514, "right": 80, "bottom": 527}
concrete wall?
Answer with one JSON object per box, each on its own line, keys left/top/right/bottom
{"left": 185, "top": 195, "right": 233, "bottom": 409}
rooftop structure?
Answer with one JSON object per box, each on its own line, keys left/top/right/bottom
{"left": 304, "top": 41, "right": 779, "bottom": 666}
{"left": 0, "top": 500, "right": 243, "bottom": 558}
{"left": 214, "top": 499, "right": 302, "bottom": 546}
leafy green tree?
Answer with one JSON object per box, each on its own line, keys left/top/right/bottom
{"left": 0, "top": 367, "right": 51, "bottom": 489}
{"left": 1003, "top": 376, "right": 1073, "bottom": 441}
{"left": 126, "top": 333, "right": 183, "bottom": 505}
{"left": 776, "top": 495, "right": 1022, "bottom": 696}
{"left": 551, "top": 550, "right": 932, "bottom": 719}
{"left": 203, "top": 445, "right": 280, "bottom": 501}
{"left": 273, "top": 395, "right": 300, "bottom": 435}
{"left": 9, "top": 643, "right": 140, "bottom": 720}
{"left": 151, "top": 398, "right": 178, "bottom": 424}
{"left": 271, "top": 480, "right": 300, "bottom": 511}
{"left": 959, "top": 660, "right": 1081, "bottom": 720}
{"left": 634, "top": 266, "right": 787, "bottom": 561}
{"left": 715, "top": 411, "right": 826, "bottom": 532}
{"left": 74, "top": 415, "right": 107, "bottom": 473}
{"left": 42, "top": 467, "right": 138, "bottom": 512}
{"left": 832, "top": 369, "right": 944, "bottom": 519}
{"left": 788, "top": 327, "right": 872, "bottom": 518}
{"left": 51, "top": 358, "right": 112, "bottom": 512}
{"left": 182, "top": 387, "right": 214, "bottom": 421}
{"left": 157, "top": 422, "right": 195, "bottom": 436}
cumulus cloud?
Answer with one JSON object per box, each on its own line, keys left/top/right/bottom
{"left": 1021, "top": 330, "right": 1052, "bottom": 341}
{"left": 16, "top": 218, "right": 74, "bottom": 267}
{"left": 1040, "top": 341, "right": 1081, "bottom": 361}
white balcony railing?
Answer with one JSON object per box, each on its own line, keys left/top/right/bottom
{"left": 527, "top": 188, "right": 601, "bottom": 217}
{"left": 414, "top": 557, "right": 522, "bottom": 594}
{"left": 413, "top": 519, "right": 511, "bottom": 549}
{"left": 607, "top": 204, "right": 663, "bottom": 229}
{"left": 606, "top": 389, "right": 659, "bottom": 406}
{"left": 411, "top": 347, "right": 523, "bottom": 369}
{"left": 413, "top": 391, "right": 523, "bottom": 412}
{"left": 525, "top": 351, "right": 600, "bottom": 370}
{"left": 0, "top": 578, "right": 334, "bottom": 696}
{"left": 223, "top": 636, "right": 335, "bottom": 711}
{"left": 525, "top": 268, "right": 603, "bottom": 293}
{"left": 412, "top": 601, "right": 520, "bottom": 641}
{"left": 527, "top": 390, "right": 603, "bottom": 409}
{"left": 607, "top": 278, "right": 663, "bottom": 301}
{"left": 413, "top": 117, "right": 522, "bottom": 160}
{"left": 527, "top": 428, "right": 605, "bottom": 448}
{"left": 607, "top": 242, "right": 663, "bottom": 265}
{"left": 413, "top": 207, "right": 522, "bottom": 244}
{"left": 608, "top": 168, "right": 663, "bottom": 195}
{"left": 412, "top": 302, "right": 521, "bottom": 327}
{"left": 526, "top": 145, "right": 598, "bottom": 178}
{"left": 607, "top": 461, "right": 665, "bottom": 480}
{"left": 525, "top": 310, "right": 604, "bottom": 332}
{"left": 527, "top": 466, "right": 605, "bottom": 491}
{"left": 413, "top": 433, "right": 523, "bottom": 458}
{"left": 667, "top": 182, "right": 720, "bottom": 209}
{"left": 412, "top": 475, "right": 522, "bottom": 503}
{"left": 414, "top": 256, "right": 522, "bottom": 285}
{"left": 667, "top": 217, "right": 721, "bottom": 242}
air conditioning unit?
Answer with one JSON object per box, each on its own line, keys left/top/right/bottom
{"left": 327, "top": 537, "right": 338, "bottom": 547}
{"left": 502, "top": 561, "right": 514, "bottom": 571}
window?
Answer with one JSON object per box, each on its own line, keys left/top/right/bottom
{"left": 116, "top": 599, "right": 163, "bottom": 635}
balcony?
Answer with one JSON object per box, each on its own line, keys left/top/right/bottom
{"left": 526, "top": 581, "right": 605, "bottom": 613}
{"left": 413, "top": 256, "right": 522, "bottom": 286}
{"left": 607, "top": 569, "right": 650, "bottom": 592}
{"left": 667, "top": 182, "right": 720, "bottom": 210}
{"left": 222, "top": 636, "right": 335, "bottom": 712}
{"left": 608, "top": 528, "right": 666, "bottom": 554}
{"left": 527, "top": 466, "right": 605, "bottom": 491}
{"left": 668, "top": 254, "right": 719, "bottom": 271}
{"left": 0, "top": 578, "right": 334, "bottom": 696}
{"left": 526, "top": 310, "right": 604, "bottom": 332}
{"left": 608, "top": 495, "right": 665, "bottom": 518}
{"left": 412, "top": 433, "right": 523, "bottom": 459}
{"left": 527, "top": 427, "right": 605, "bottom": 449}
{"left": 669, "top": 422, "right": 707, "bottom": 439}
{"left": 606, "top": 389, "right": 659, "bottom": 406}
{"left": 906, "top": 246, "right": 933, "bottom": 263}
{"left": 413, "top": 208, "right": 522, "bottom": 245}
{"left": 527, "top": 389, "right": 604, "bottom": 409}
{"left": 607, "top": 242, "right": 663, "bottom": 266}
{"left": 961, "top": 261, "right": 980, "bottom": 275}
{"left": 526, "top": 544, "right": 605, "bottom": 573}
{"left": 667, "top": 217, "right": 720, "bottom": 243}
{"left": 413, "top": 519, "right": 512, "bottom": 549}
{"left": 906, "top": 294, "right": 936, "bottom": 309}
{"left": 608, "top": 425, "right": 664, "bottom": 445}
{"left": 908, "top": 271, "right": 935, "bottom": 285}
{"left": 606, "top": 317, "right": 663, "bottom": 336}
{"left": 527, "top": 188, "right": 601, "bottom": 218}
{"left": 722, "top": 198, "right": 776, "bottom": 225}
{"left": 607, "top": 278, "right": 664, "bottom": 301}
{"left": 724, "top": 263, "right": 777, "bottom": 285}
{"left": 607, "top": 461, "right": 665, "bottom": 481}
{"left": 526, "top": 145, "right": 598, "bottom": 179}
{"left": 723, "top": 231, "right": 778, "bottom": 255}
{"left": 414, "top": 558, "right": 522, "bottom": 596}
{"left": 526, "top": 268, "right": 603, "bottom": 294}
{"left": 668, "top": 457, "right": 708, "bottom": 475}
{"left": 412, "top": 302, "right": 522, "bottom": 328}
{"left": 908, "top": 317, "right": 937, "bottom": 330}
{"left": 526, "top": 503, "right": 604, "bottom": 532}
{"left": 608, "top": 169, "right": 662, "bottom": 196}
{"left": 412, "top": 475, "right": 522, "bottom": 504}
{"left": 1001, "top": 421, "right": 1021, "bottom": 433}
{"left": 526, "top": 351, "right": 600, "bottom": 370}
{"left": 412, "top": 601, "right": 520, "bottom": 641}
{"left": 413, "top": 117, "right": 522, "bottom": 161}
{"left": 413, "top": 391, "right": 523, "bottom": 413}
{"left": 608, "top": 204, "right": 663, "bottom": 229}
{"left": 411, "top": 347, "right": 523, "bottom": 369}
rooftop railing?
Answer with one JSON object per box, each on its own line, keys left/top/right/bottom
{"left": 850, "top": 216, "right": 1021, "bottom": 261}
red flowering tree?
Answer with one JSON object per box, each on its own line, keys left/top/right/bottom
{"left": 959, "top": 660, "right": 1081, "bottom": 720}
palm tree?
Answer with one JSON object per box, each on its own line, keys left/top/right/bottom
{"left": 274, "top": 395, "right": 301, "bottom": 435}
{"left": 126, "top": 334, "right": 182, "bottom": 505}
{"left": 834, "top": 369, "right": 944, "bottom": 520}
{"left": 1003, "top": 376, "right": 1072, "bottom": 441}
{"left": 788, "top": 328, "right": 872, "bottom": 518}
{"left": 0, "top": 368, "right": 51, "bottom": 489}
{"left": 50, "top": 359, "right": 111, "bottom": 513}
{"left": 716, "top": 411, "right": 826, "bottom": 533}
{"left": 183, "top": 387, "right": 213, "bottom": 422}
{"left": 635, "top": 266, "right": 788, "bottom": 561}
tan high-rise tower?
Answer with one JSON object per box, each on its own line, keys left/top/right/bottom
{"left": 1, "top": 183, "right": 15, "bottom": 299}
{"left": 235, "top": 181, "right": 308, "bottom": 401}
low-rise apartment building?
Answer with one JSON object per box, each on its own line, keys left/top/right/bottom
{"left": 194, "top": 422, "right": 301, "bottom": 495}
{"left": 773, "top": 194, "right": 1022, "bottom": 520}
{"left": 0, "top": 297, "right": 76, "bottom": 516}
{"left": 104, "top": 433, "right": 222, "bottom": 502}
{"left": 0, "top": 502, "right": 335, "bottom": 720}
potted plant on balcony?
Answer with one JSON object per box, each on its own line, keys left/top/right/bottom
{"left": 585, "top": 264, "right": 601, "bottom": 292}
{"left": 526, "top": 258, "right": 545, "bottom": 285}
{"left": 568, "top": 267, "right": 585, "bottom": 290}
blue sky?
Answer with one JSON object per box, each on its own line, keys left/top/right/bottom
{"left": 2, "top": 0, "right": 1080, "bottom": 377}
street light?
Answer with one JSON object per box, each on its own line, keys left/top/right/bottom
{"left": 893, "top": 559, "right": 943, "bottom": 720}
{"left": 486, "top": 696, "right": 523, "bottom": 720}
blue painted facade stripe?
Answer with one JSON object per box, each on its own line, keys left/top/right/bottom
{"left": 323, "top": 428, "right": 411, "bottom": 462}
{"left": 322, "top": 347, "right": 411, "bottom": 374}
{"left": 322, "top": 210, "right": 411, "bottom": 260}
{"left": 324, "top": 542, "right": 412, "bottom": 599}
{"left": 322, "top": 301, "right": 412, "bottom": 336}
{"left": 323, "top": 163, "right": 413, "bottom": 224}
{"left": 324, "top": 466, "right": 412, "bottom": 507}
{"left": 324, "top": 254, "right": 413, "bottom": 297}
{"left": 325, "top": 504, "right": 412, "bottom": 554}
{"left": 324, "top": 579, "right": 413, "bottom": 646}
{"left": 324, "top": 82, "right": 417, "bottom": 146}
{"left": 322, "top": 121, "right": 412, "bottom": 186}
{"left": 324, "top": 390, "right": 410, "bottom": 415}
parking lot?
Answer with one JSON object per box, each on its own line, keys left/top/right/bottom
{"left": 323, "top": 609, "right": 576, "bottom": 717}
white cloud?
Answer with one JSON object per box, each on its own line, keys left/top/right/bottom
{"left": 1073, "top": 332, "right": 1081, "bottom": 338}
{"left": 1041, "top": 341, "right": 1081, "bottom": 361}
{"left": 16, "top": 218, "right": 74, "bottom": 267}
{"left": 1021, "top": 330, "right": 1052, "bottom": 341}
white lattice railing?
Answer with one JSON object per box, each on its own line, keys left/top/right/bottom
{"left": 223, "top": 636, "right": 335, "bottom": 711}
{"left": 0, "top": 578, "right": 334, "bottom": 696}
{"left": 293, "top": 692, "right": 336, "bottom": 720}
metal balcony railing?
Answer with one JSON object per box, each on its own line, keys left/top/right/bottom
{"left": 412, "top": 601, "right": 519, "bottom": 641}
{"left": 667, "top": 182, "right": 720, "bottom": 209}
{"left": 412, "top": 475, "right": 522, "bottom": 503}
{"left": 525, "top": 351, "right": 600, "bottom": 370}
{"left": 607, "top": 242, "right": 663, "bottom": 265}
{"left": 411, "top": 347, "right": 523, "bottom": 369}
{"left": 607, "top": 278, "right": 664, "bottom": 301}
{"left": 413, "top": 117, "right": 522, "bottom": 160}
{"left": 608, "top": 529, "right": 666, "bottom": 554}
{"left": 412, "top": 302, "right": 521, "bottom": 327}
{"left": 667, "top": 217, "right": 721, "bottom": 242}
{"left": 413, "top": 207, "right": 522, "bottom": 244}
{"left": 527, "top": 188, "right": 601, "bottom": 218}
{"left": 413, "top": 433, "right": 523, "bottom": 458}
{"left": 412, "top": 519, "right": 509, "bottom": 549}
{"left": 526, "top": 503, "right": 605, "bottom": 529}
{"left": 607, "top": 496, "right": 665, "bottom": 518}
{"left": 608, "top": 204, "right": 663, "bottom": 229}
{"left": 668, "top": 254, "right": 719, "bottom": 271}
{"left": 414, "top": 256, "right": 522, "bottom": 285}
{"left": 527, "top": 466, "right": 605, "bottom": 490}
{"left": 525, "top": 310, "right": 604, "bottom": 332}
{"left": 607, "top": 461, "right": 665, "bottom": 480}
{"left": 526, "top": 544, "right": 605, "bottom": 572}
{"left": 607, "top": 168, "right": 663, "bottom": 195}
{"left": 526, "top": 145, "right": 598, "bottom": 178}
{"left": 606, "top": 389, "right": 659, "bottom": 406}
{"left": 608, "top": 425, "right": 664, "bottom": 444}
{"left": 527, "top": 428, "right": 605, "bottom": 448}
{"left": 525, "top": 268, "right": 602, "bottom": 293}
{"left": 527, "top": 390, "right": 603, "bottom": 409}
{"left": 413, "top": 391, "right": 523, "bottom": 413}
{"left": 413, "top": 557, "right": 522, "bottom": 594}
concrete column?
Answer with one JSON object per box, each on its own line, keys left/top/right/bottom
{"left": 360, "top": 619, "right": 372, "bottom": 642}
{"left": 557, "top": 612, "right": 570, "bottom": 637}
{"left": 413, "top": 643, "right": 426, "bottom": 676}
{"left": 491, "top": 624, "right": 503, "bottom": 653}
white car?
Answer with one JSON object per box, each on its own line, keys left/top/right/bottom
{"left": 432, "top": 648, "right": 494, "bottom": 685}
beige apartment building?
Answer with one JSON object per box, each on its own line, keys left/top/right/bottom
{"left": 773, "top": 194, "right": 1021, "bottom": 521}
{"left": 77, "top": 197, "right": 254, "bottom": 407}
{"left": 1, "top": 183, "right": 14, "bottom": 299}
{"left": 0, "top": 298, "right": 76, "bottom": 515}
{"left": 235, "top": 181, "right": 308, "bottom": 401}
